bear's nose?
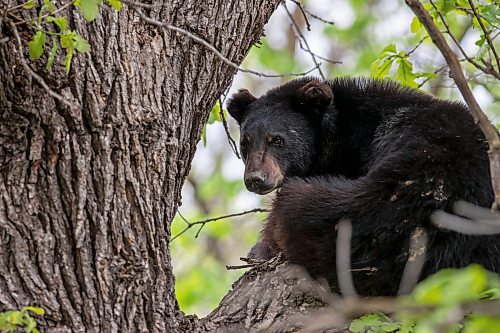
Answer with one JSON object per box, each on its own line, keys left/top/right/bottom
{"left": 245, "top": 171, "right": 267, "bottom": 191}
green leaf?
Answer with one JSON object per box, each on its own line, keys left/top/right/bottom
{"left": 28, "top": 31, "right": 46, "bottom": 60}
{"left": 476, "top": 39, "right": 489, "bottom": 61}
{"left": 349, "top": 313, "right": 388, "bottom": 332}
{"left": 22, "top": 307, "right": 45, "bottom": 316}
{"left": 410, "top": 16, "right": 422, "bottom": 33}
{"left": 395, "top": 57, "right": 418, "bottom": 88}
{"left": 74, "top": 34, "right": 90, "bottom": 53}
{"left": 107, "top": 0, "right": 121, "bottom": 11}
{"left": 47, "top": 16, "right": 67, "bottom": 32}
{"left": 480, "top": 5, "right": 500, "bottom": 25}
{"left": 201, "top": 126, "right": 207, "bottom": 146}
{"left": 43, "top": 0, "right": 55, "bottom": 12}
{"left": 480, "top": 287, "right": 500, "bottom": 300}
{"left": 412, "top": 264, "right": 490, "bottom": 305}
{"left": 77, "top": 0, "right": 100, "bottom": 21}
{"left": 60, "top": 31, "right": 75, "bottom": 49}
{"left": 23, "top": 0, "right": 36, "bottom": 9}
{"left": 381, "top": 43, "right": 397, "bottom": 55}
{"left": 45, "top": 38, "right": 57, "bottom": 70}
{"left": 64, "top": 48, "right": 74, "bottom": 74}
{"left": 371, "top": 57, "right": 394, "bottom": 79}
{"left": 463, "top": 315, "right": 500, "bottom": 333}
{"left": 435, "top": 0, "right": 456, "bottom": 15}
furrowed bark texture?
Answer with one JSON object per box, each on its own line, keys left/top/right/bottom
{"left": 0, "top": 0, "right": 280, "bottom": 331}
{"left": 203, "top": 256, "right": 341, "bottom": 332}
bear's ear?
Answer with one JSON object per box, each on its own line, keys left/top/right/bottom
{"left": 296, "top": 80, "right": 333, "bottom": 112}
{"left": 227, "top": 89, "right": 257, "bottom": 124}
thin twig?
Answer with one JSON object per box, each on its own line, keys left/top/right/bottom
{"left": 417, "top": 63, "right": 448, "bottom": 88}
{"left": 428, "top": 0, "right": 499, "bottom": 80}
{"left": 431, "top": 211, "right": 500, "bottom": 235}
{"left": 454, "top": 200, "right": 500, "bottom": 221}
{"left": 125, "top": 4, "right": 321, "bottom": 78}
{"left": 4, "top": 0, "right": 27, "bottom": 13}
{"left": 226, "top": 263, "right": 256, "bottom": 270}
{"left": 405, "top": 0, "right": 500, "bottom": 209}
{"left": 239, "top": 257, "right": 267, "bottom": 264}
{"left": 406, "top": 35, "right": 429, "bottom": 56}
{"left": 8, "top": 20, "right": 78, "bottom": 109}
{"left": 13, "top": 1, "right": 73, "bottom": 26}
{"left": 218, "top": 98, "right": 240, "bottom": 159}
{"left": 456, "top": 6, "right": 500, "bottom": 31}
{"left": 466, "top": 0, "right": 500, "bottom": 72}
{"left": 121, "top": 0, "right": 163, "bottom": 8}
{"left": 282, "top": 1, "right": 325, "bottom": 80}
{"left": 398, "top": 227, "right": 427, "bottom": 295}
{"left": 289, "top": 0, "right": 311, "bottom": 31}
{"left": 336, "top": 219, "right": 358, "bottom": 298}
{"left": 171, "top": 208, "right": 268, "bottom": 241}
{"left": 289, "top": 0, "right": 335, "bottom": 26}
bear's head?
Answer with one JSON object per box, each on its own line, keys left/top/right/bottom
{"left": 227, "top": 77, "right": 333, "bottom": 194}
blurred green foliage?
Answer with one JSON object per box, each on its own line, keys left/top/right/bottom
{"left": 350, "top": 265, "right": 500, "bottom": 333}
{"left": 172, "top": 0, "right": 499, "bottom": 319}
{"left": 0, "top": 306, "right": 44, "bottom": 333}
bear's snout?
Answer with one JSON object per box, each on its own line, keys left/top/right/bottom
{"left": 244, "top": 155, "right": 284, "bottom": 195}
{"left": 244, "top": 171, "right": 268, "bottom": 193}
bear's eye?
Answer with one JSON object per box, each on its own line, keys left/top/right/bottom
{"left": 271, "top": 136, "right": 284, "bottom": 147}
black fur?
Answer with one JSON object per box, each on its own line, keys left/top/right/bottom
{"left": 228, "top": 77, "right": 500, "bottom": 296}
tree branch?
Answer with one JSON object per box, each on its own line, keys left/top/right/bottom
{"left": 428, "top": 0, "right": 500, "bottom": 80}
{"left": 405, "top": 0, "right": 500, "bottom": 209}
{"left": 171, "top": 208, "right": 268, "bottom": 241}
{"left": 124, "top": 3, "right": 322, "bottom": 78}
{"left": 336, "top": 219, "right": 358, "bottom": 298}
{"left": 282, "top": 1, "right": 326, "bottom": 80}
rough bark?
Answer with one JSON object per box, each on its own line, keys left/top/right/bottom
{"left": 203, "top": 256, "right": 341, "bottom": 332}
{"left": 0, "top": 1, "right": 282, "bottom": 331}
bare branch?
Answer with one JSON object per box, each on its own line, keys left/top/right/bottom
{"left": 218, "top": 97, "right": 241, "bottom": 159}
{"left": 406, "top": 35, "right": 429, "bottom": 56}
{"left": 171, "top": 208, "right": 268, "bottom": 241}
{"left": 431, "top": 211, "right": 500, "bottom": 235}
{"left": 13, "top": 1, "right": 73, "bottom": 26}
{"left": 454, "top": 200, "right": 500, "bottom": 221}
{"left": 125, "top": 3, "right": 322, "bottom": 78}
{"left": 8, "top": 20, "right": 79, "bottom": 110}
{"left": 405, "top": 0, "right": 500, "bottom": 209}
{"left": 282, "top": 1, "right": 326, "bottom": 80}
{"left": 288, "top": 0, "right": 335, "bottom": 26}
{"left": 336, "top": 219, "right": 358, "bottom": 298}
{"left": 226, "top": 263, "right": 256, "bottom": 270}
{"left": 120, "top": 0, "right": 163, "bottom": 8}
{"left": 398, "top": 227, "right": 428, "bottom": 295}
{"left": 289, "top": 0, "right": 311, "bottom": 31}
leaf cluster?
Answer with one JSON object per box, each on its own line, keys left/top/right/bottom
{"left": 349, "top": 264, "right": 500, "bottom": 333}
{"left": 15, "top": 0, "right": 121, "bottom": 73}
{"left": 371, "top": 0, "right": 499, "bottom": 88}
{"left": 0, "top": 307, "right": 45, "bottom": 333}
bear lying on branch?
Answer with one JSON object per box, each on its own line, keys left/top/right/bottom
{"left": 227, "top": 77, "right": 500, "bottom": 296}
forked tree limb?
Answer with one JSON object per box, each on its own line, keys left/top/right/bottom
{"left": 405, "top": 0, "right": 500, "bottom": 209}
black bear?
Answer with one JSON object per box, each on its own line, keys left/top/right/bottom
{"left": 227, "top": 77, "right": 500, "bottom": 296}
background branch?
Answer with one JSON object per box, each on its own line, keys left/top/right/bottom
{"left": 171, "top": 208, "right": 268, "bottom": 241}
{"left": 126, "top": 3, "right": 322, "bottom": 78}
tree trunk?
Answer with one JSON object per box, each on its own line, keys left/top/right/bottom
{"left": 0, "top": 1, "right": 283, "bottom": 331}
